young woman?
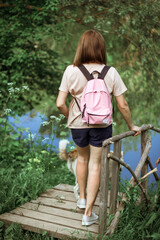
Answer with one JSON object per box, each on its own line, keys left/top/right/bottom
{"left": 56, "top": 30, "right": 141, "bottom": 226}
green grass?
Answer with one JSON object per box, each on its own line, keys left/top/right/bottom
{"left": 0, "top": 117, "right": 160, "bottom": 240}
{"left": 0, "top": 115, "right": 75, "bottom": 239}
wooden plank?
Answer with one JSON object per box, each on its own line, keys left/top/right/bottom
{"left": 40, "top": 189, "right": 77, "bottom": 202}
{"left": 106, "top": 202, "right": 125, "bottom": 235}
{"left": 31, "top": 196, "right": 77, "bottom": 209}
{"left": 40, "top": 188, "right": 109, "bottom": 207}
{"left": 31, "top": 197, "right": 99, "bottom": 215}
{"left": 21, "top": 202, "right": 83, "bottom": 221}
{"left": 110, "top": 141, "right": 121, "bottom": 214}
{"left": 10, "top": 207, "right": 98, "bottom": 233}
{"left": 52, "top": 185, "right": 101, "bottom": 206}
{"left": 53, "top": 184, "right": 75, "bottom": 192}
{"left": 0, "top": 213, "right": 97, "bottom": 240}
{"left": 99, "top": 145, "right": 110, "bottom": 235}
{"left": 53, "top": 184, "right": 100, "bottom": 206}
{"left": 0, "top": 184, "right": 127, "bottom": 239}
{"left": 21, "top": 202, "right": 114, "bottom": 224}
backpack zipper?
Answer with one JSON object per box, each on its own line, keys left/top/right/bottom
{"left": 88, "top": 113, "right": 109, "bottom": 116}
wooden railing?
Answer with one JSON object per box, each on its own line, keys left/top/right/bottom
{"left": 99, "top": 124, "right": 160, "bottom": 236}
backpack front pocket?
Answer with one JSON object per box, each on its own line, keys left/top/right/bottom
{"left": 88, "top": 113, "right": 110, "bottom": 124}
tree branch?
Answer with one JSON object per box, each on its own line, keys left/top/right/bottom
{"left": 107, "top": 153, "right": 149, "bottom": 204}
{"left": 130, "top": 137, "right": 152, "bottom": 186}
{"left": 0, "top": 3, "right": 42, "bottom": 11}
{"left": 103, "top": 124, "right": 160, "bottom": 147}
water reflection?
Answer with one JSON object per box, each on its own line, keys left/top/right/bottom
{"left": 9, "top": 111, "right": 160, "bottom": 184}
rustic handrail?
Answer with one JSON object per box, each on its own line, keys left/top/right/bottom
{"left": 146, "top": 157, "right": 159, "bottom": 181}
{"left": 99, "top": 124, "right": 160, "bottom": 236}
{"left": 103, "top": 124, "right": 160, "bottom": 147}
{"left": 107, "top": 153, "right": 149, "bottom": 203}
{"left": 130, "top": 137, "right": 152, "bottom": 185}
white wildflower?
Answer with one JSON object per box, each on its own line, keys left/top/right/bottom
{"left": 42, "top": 121, "right": 50, "bottom": 126}
{"left": 50, "top": 114, "right": 66, "bottom": 122}
{"left": 15, "top": 87, "right": 20, "bottom": 92}
{"left": 8, "top": 87, "right": 15, "bottom": 94}
{"left": 22, "top": 85, "right": 29, "bottom": 91}
{"left": 50, "top": 115, "right": 59, "bottom": 121}
{"left": 7, "top": 82, "right": 14, "bottom": 86}
{"left": 28, "top": 133, "right": 36, "bottom": 140}
{"left": 50, "top": 115, "right": 56, "bottom": 120}
{"left": 4, "top": 108, "right": 12, "bottom": 115}
{"left": 59, "top": 114, "right": 65, "bottom": 120}
{"left": 42, "top": 137, "right": 49, "bottom": 142}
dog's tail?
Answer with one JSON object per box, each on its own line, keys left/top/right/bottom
{"left": 59, "top": 139, "right": 69, "bottom": 161}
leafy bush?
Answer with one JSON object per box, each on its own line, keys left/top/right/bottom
{"left": 106, "top": 182, "right": 160, "bottom": 240}
{"left": 0, "top": 110, "right": 75, "bottom": 216}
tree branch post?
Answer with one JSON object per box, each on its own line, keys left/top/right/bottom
{"left": 109, "top": 141, "right": 121, "bottom": 214}
{"left": 99, "top": 145, "right": 110, "bottom": 236}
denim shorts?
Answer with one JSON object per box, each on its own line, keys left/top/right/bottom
{"left": 71, "top": 125, "right": 112, "bottom": 148}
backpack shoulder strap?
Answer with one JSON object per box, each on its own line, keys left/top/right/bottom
{"left": 78, "top": 65, "right": 94, "bottom": 81}
{"left": 99, "top": 66, "right": 111, "bottom": 79}
{"left": 74, "top": 97, "right": 81, "bottom": 111}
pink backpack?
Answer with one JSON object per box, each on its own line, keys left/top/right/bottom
{"left": 75, "top": 65, "right": 112, "bottom": 125}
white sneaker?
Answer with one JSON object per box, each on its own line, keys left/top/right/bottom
{"left": 77, "top": 198, "right": 86, "bottom": 209}
{"left": 82, "top": 212, "right": 98, "bottom": 226}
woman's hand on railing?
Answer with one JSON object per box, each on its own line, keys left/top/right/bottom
{"left": 129, "top": 125, "right": 141, "bottom": 136}
{"left": 155, "top": 157, "right": 160, "bottom": 167}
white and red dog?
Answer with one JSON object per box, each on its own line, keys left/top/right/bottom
{"left": 59, "top": 139, "right": 124, "bottom": 200}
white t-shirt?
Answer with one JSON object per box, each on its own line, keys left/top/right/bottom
{"left": 59, "top": 63, "right": 127, "bottom": 128}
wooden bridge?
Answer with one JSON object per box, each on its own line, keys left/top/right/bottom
{"left": 0, "top": 124, "right": 159, "bottom": 239}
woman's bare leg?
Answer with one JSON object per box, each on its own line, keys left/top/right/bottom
{"left": 85, "top": 145, "right": 102, "bottom": 216}
{"left": 76, "top": 145, "right": 90, "bottom": 199}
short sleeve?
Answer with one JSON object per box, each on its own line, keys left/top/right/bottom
{"left": 59, "top": 68, "right": 69, "bottom": 93}
{"left": 112, "top": 68, "right": 127, "bottom": 96}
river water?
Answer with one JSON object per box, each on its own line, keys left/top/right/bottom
{"left": 9, "top": 111, "right": 160, "bottom": 186}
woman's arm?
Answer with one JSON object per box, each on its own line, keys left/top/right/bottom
{"left": 115, "top": 94, "right": 141, "bottom": 136}
{"left": 155, "top": 157, "right": 160, "bottom": 167}
{"left": 56, "top": 91, "right": 69, "bottom": 119}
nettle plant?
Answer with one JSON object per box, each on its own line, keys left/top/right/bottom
{"left": 0, "top": 83, "right": 30, "bottom": 162}
{"left": 0, "top": 98, "right": 75, "bottom": 214}
{"left": 0, "top": 80, "right": 30, "bottom": 117}
{"left": 0, "top": 82, "right": 70, "bottom": 170}
{"left": 25, "top": 114, "right": 68, "bottom": 172}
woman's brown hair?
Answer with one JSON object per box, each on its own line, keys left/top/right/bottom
{"left": 73, "top": 30, "right": 107, "bottom": 66}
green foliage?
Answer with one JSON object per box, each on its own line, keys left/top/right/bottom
{"left": 106, "top": 181, "right": 160, "bottom": 240}
{"left": 0, "top": 1, "right": 160, "bottom": 239}
{"left": 1, "top": 222, "right": 55, "bottom": 240}
{"left": 0, "top": 0, "right": 67, "bottom": 115}
{"left": 1, "top": 0, "right": 160, "bottom": 126}
{"left": 57, "top": 0, "right": 160, "bottom": 127}
{"left": 0, "top": 111, "right": 75, "bottom": 239}
{"left": 0, "top": 112, "right": 75, "bottom": 215}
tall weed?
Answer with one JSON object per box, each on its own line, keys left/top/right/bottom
{"left": 106, "top": 182, "right": 160, "bottom": 240}
{"left": 0, "top": 111, "right": 75, "bottom": 216}
{"left": 0, "top": 90, "right": 159, "bottom": 239}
